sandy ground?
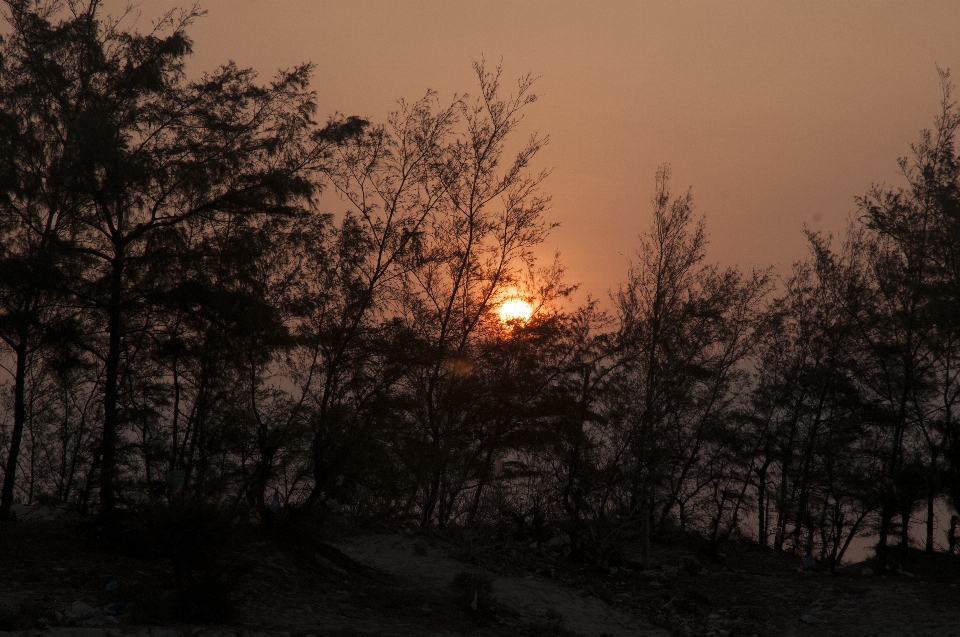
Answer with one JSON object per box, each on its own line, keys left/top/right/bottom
{"left": 336, "top": 533, "right": 667, "bottom": 637}
{"left": 4, "top": 506, "right": 960, "bottom": 637}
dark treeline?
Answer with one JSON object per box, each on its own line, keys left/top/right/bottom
{"left": 3, "top": 1, "right": 960, "bottom": 576}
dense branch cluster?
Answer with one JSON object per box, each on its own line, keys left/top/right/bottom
{"left": 2, "top": 1, "right": 960, "bottom": 573}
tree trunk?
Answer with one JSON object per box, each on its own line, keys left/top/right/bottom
{"left": 876, "top": 503, "right": 894, "bottom": 571}
{"left": 79, "top": 447, "right": 102, "bottom": 517}
{"left": 755, "top": 462, "right": 769, "bottom": 547}
{"left": 827, "top": 500, "right": 844, "bottom": 574}
{"left": 467, "top": 448, "right": 496, "bottom": 526}
{"left": 949, "top": 515, "right": 957, "bottom": 554}
{"left": 642, "top": 500, "right": 651, "bottom": 569}
{"left": 900, "top": 508, "right": 910, "bottom": 560}
{"left": 99, "top": 253, "right": 124, "bottom": 533}
{"left": 0, "top": 344, "right": 28, "bottom": 521}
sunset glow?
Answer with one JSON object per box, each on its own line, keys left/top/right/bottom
{"left": 498, "top": 298, "right": 532, "bottom": 324}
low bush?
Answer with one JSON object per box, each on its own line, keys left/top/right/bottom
{"left": 123, "top": 499, "right": 248, "bottom": 623}
{"left": 0, "top": 601, "right": 47, "bottom": 630}
{"left": 451, "top": 570, "right": 496, "bottom": 613}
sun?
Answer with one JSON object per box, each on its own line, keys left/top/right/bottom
{"left": 498, "top": 298, "right": 532, "bottom": 324}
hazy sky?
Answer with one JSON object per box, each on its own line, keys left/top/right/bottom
{"left": 116, "top": 1, "right": 960, "bottom": 299}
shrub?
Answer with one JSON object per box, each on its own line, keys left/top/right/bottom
{"left": 125, "top": 499, "right": 248, "bottom": 623}
{"left": 451, "top": 570, "right": 496, "bottom": 613}
{"left": 0, "top": 602, "right": 47, "bottom": 630}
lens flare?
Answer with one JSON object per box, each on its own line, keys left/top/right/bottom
{"left": 498, "top": 298, "right": 532, "bottom": 324}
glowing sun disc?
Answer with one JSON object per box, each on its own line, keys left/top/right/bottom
{"left": 498, "top": 298, "right": 532, "bottom": 323}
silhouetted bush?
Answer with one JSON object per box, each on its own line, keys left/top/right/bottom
{"left": 0, "top": 601, "right": 47, "bottom": 630}
{"left": 451, "top": 570, "right": 496, "bottom": 614}
{"left": 126, "top": 499, "right": 248, "bottom": 622}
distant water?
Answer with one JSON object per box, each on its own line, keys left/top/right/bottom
{"left": 747, "top": 498, "right": 956, "bottom": 565}
{"left": 842, "top": 498, "right": 956, "bottom": 564}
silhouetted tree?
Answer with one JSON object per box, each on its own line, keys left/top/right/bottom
{"left": 0, "top": 0, "right": 93, "bottom": 519}
{"left": 298, "top": 92, "right": 456, "bottom": 514}
{"left": 748, "top": 244, "right": 880, "bottom": 568}
{"left": 851, "top": 87, "right": 954, "bottom": 568}
{"left": 614, "top": 167, "right": 771, "bottom": 538}
{"left": 0, "top": 0, "right": 353, "bottom": 532}
{"left": 389, "top": 61, "right": 554, "bottom": 529}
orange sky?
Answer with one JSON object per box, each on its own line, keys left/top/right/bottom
{"left": 114, "top": 1, "right": 960, "bottom": 300}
